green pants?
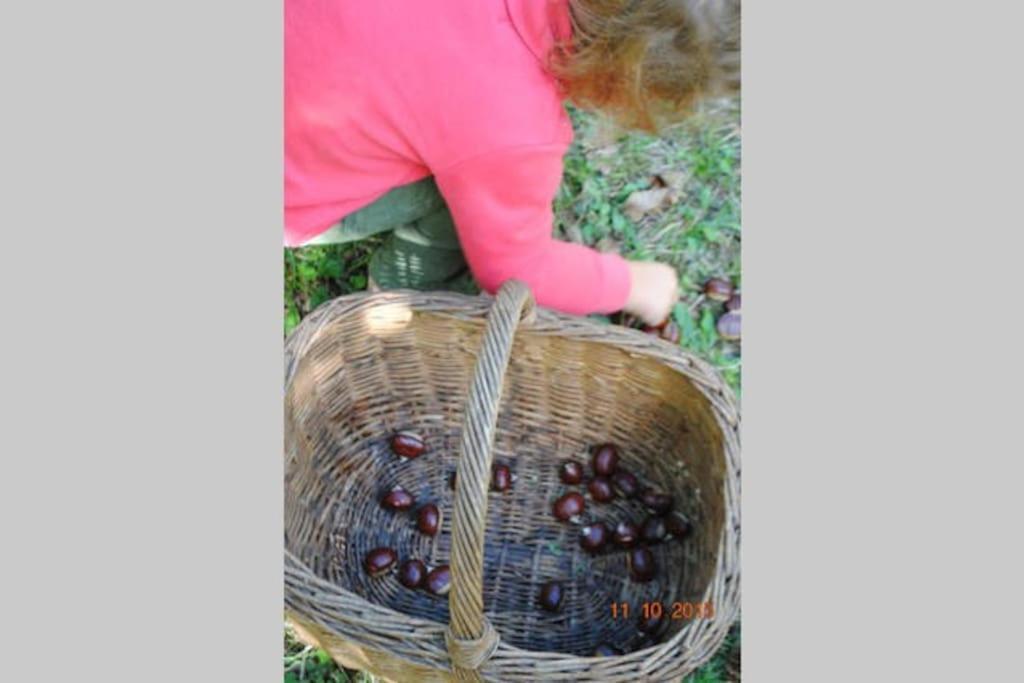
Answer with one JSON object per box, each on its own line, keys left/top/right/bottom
{"left": 304, "top": 177, "right": 478, "bottom": 294}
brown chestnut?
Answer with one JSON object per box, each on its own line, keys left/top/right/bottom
{"left": 578, "top": 522, "right": 609, "bottom": 554}
{"left": 613, "top": 520, "right": 640, "bottom": 548}
{"left": 594, "top": 643, "right": 622, "bottom": 657}
{"left": 552, "top": 492, "right": 585, "bottom": 523}
{"left": 559, "top": 460, "right": 584, "bottom": 485}
{"left": 665, "top": 511, "right": 693, "bottom": 540}
{"left": 639, "top": 488, "right": 673, "bottom": 516}
{"left": 398, "top": 559, "right": 426, "bottom": 589}
{"left": 425, "top": 565, "right": 451, "bottom": 596}
{"left": 491, "top": 463, "right": 513, "bottom": 492}
{"left": 416, "top": 503, "right": 441, "bottom": 536}
{"left": 538, "top": 581, "right": 564, "bottom": 612}
{"left": 390, "top": 431, "right": 426, "bottom": 459}
{"left": 703, "top": 277, "right": 734, "bottom": 302}
{"left": 363, "top": 547, "right": 397, "bottom": 577}
{"left": 726, "top": 292, "right": 741, "bottom": 311}
{"left": 381, "top": 486, "right": 415, "bottom": 511}
{"left": 641, "top": 516, "right": 668, "bottom": 544}
{"left": 660, "top": 320, "right": 681, "bottom": 344}
{"left": 717, "top": 311, "right": 741, "bottom": 341}
{"left": 587, "top": 476, "right": 616, "bottom": 503}
{"left": 611, "top": 470, "right": 639, "bottom": 498}
{"left": 591, "top": 443, "right": 619, "bottom": 476}
{"left": 629, "top": 547, "right": 657, "bottom": 582}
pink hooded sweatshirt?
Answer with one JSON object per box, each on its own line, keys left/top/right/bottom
{"left": 285, "top": 0, "right": 632, "bottom": 315}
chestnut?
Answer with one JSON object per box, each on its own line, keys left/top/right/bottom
{"left": 559, "top": 460, "right": 584, "bottom": 485}
{"left": 363, "top": 547, "right": 397, "bottom": 577}
{"left": 425, "top": 565, "right": 451, "bottom": 596}
{"left": 641, "top": 516, "right": 668, "bottom": 544}
{"left": 491, "top": 463, "right": 513, "bottom": 492}
{"left": 638, "top": 611, "right": 666, "bottom": 636}
{"left": 639, "top": 488, "right": 673, "bottom": 516}
{"left": 665, "top": 511, "right": 693, "bottom": 540}
{"left": 591, "top": 443, "right": 619, "bottom": 476}
{"left": 629, "top": 547, "right": 657, "bottom": 583}
{"left": 538, "top": 581, "right": 564, "bottom": 612}
{"left": 416, "top": 503, "right": 441, "bottom": 536}
{"left": 390, "top": 431, "right": 426, "bottom": 459}
{"left": 594, "top": 643, "right": 622, "bottom": 657}
{"left": 552, "top": 492, "right": 585, "bottom": 523}
{"left": 703, "top": 278, "right": 734, "bottom": 302}
{"left": 726, "top": 292, "right": 741, "bottom": 311}
{"left": 717, "top": 311, "right": 741, "bottom": 341}
{"left": 613, "top": 520, "right": 640, "bottom": 548}
{"left": 611, "top": 470, "right": 639, "bottom": 498}
{"left": 659, "top": 320, "right": 681, "bottom": 345}
{"left": 578, "top": 522, "right": 609, "bottom": 554}
{"left": 587, "top": 476, "right": 616, "bottom": 503}
{"left": 381, "top": 486, "right": 415, "bottom": 511}
{"left": 398, "top": 559, "right": 426, "bottom": 589}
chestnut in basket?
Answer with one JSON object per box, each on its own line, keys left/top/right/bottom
{"left": 538, "top": 581, "right": 564, "bottom": 612}
{"left": 491, "top": 463, "right": 514, "bottom": 492}
{"left": 398, "top": 559, "right": 426, "bottom": 589}
{"left": 613, "top": 520, "right": 640, "bottom": 548}
{"left": 641, "top": 516, "right": 668, "bottom": 544}
{"left": 665, "top": 511, "right": 693, "bottom": 540}
{"left": 552, "top": 492, "right": 585, "bottom": 523}
{"left": 417, "top": 503, "right": 441, "bottom": 536}
{"left": 579, "top": 522, "right": 609, "bottom": 554}
{"left": 611, "top": 470, "right": 639, "bottom": 498}
{"left": 591, "top": 443, "right": 619, "bottom": 476}
{"left": 364, "top": 548, "right": 397, "bottom": 578}
{"left": 559, "top": 460, "right": 584, "bottom": 485}
{"left": 629, "top": 547, "right": 657, "bottom": 583}
{"left": 594, "top": 643, "right": 623, "bottom": 657}
{"left": 381, "top": 486, "right": 415, "bottom": 511}
{"left": 425, "top": 565, "right": 451, "bottom": 596}
{"left": 390, "top": 431, "right": 426, "bottom": 459}
{"left": 639, "top": 488, "right": 673, "bottom": 516}
{"left": 703, "top": 278, "right": 734, "bottom": 302}
{"left": 587, "top": 477, "right": 616, "bottom": 503}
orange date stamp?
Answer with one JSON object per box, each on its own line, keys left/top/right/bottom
{"left": 609, "top": 601, "right": 715, "bottom": 620}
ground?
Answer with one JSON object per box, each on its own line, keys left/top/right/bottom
{"left": 284, "top": 101, "right": 741, "bottom": 682}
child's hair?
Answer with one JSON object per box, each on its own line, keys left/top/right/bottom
{"left": 552, "top": 0, "right": 740, "bottom": 131}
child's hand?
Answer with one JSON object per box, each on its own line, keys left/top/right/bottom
{"left": 623, "top": 261, "right": 679, "bottom": 327}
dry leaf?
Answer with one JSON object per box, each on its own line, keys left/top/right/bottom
{"left": 623, "top": 187, "right": 671, "bottom": 221}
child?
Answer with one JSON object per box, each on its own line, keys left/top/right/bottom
{"left": 285, "top": 0, "right": 740, "bottom": 325}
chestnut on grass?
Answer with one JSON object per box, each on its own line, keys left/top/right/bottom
{"left": 726, "top": 293, "right": 741, "bottom": 311}
{"left": 717, "top": 311, "right": 741, "bottom": 341}
{"left": 538, "top": 581, "right": 564, "bottom": 612}
{"left": 425, "top": 565, "right": 451, "bottom": 596}
{"left": 629, "top": 547, "right": 657, "bottom": 582}
{"left": 364, "top": 548, "right": 397, "bottom": 577}
{"left": 552, "top": 492, "right": 585, "bottom": 523}
{"left": 703, "top": 278, "right": 734, "bottom": 302}
{"left": 381, "top": 486, "right": 415, "bottom": 511}
{"left": 639, "top": 488, "right": 673, "bottom": 516}
{"left": 398, "top": 559, "right": 426, "bottom": 589}
{"left": 578, "top": 522, "right": 609, "bottom": 554}
{"left": 390, "top": 431, "right": 426, "bottom": 459}
{"left": 613, "top": 520, "right": 640, "bottom": 548}
{"left": 591, "top": 444, "right": 619, "bottom": 476}
{"left": 611, "top": 470, "right": 639, "bottom": 498}
{"left": 587, "top": 476, "right": 616, "bottom": 503}
{"left": 665, "top": 511, "right": 693, "bottom": 540}
{"left": 559, "top": 460, "right": 584, "bottom": 485}
{"left": 416, "top": 503, "right": 441, "bottom": 536}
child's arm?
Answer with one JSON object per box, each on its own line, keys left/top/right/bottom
{"left": 434, "top": 145, "right": 676, "bottom": 324}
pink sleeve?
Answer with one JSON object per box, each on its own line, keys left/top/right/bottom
{"left": 432, "top": 145, "right": 632, "bottom": 316}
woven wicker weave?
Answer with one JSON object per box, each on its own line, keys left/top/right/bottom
{"left": 285, "top": 281, "right": 740, "bottom": 682}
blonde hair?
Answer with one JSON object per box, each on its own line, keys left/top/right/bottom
{"left": 552, "top": 0, "right": 740, "bottom": 131}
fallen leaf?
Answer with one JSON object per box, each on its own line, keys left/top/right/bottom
{"left": 623, "top": 187, "right": 671, "bottom": 221}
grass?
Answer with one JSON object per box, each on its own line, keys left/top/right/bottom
{"left": 283, "top": 101, "right": 741, "bottom": 681}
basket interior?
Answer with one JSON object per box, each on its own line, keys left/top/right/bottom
{"left": 285, "top": 303, "right": 728, "bottom": 657}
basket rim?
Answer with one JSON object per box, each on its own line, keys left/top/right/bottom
{"left": 284, "top": 289, "right": 741, "bottom": 677}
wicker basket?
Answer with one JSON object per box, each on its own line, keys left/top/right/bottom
{"left": 285, "top": 281, "right": 740, "bottom": 682}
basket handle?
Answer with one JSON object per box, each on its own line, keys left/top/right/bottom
{"left": 446, "top": 280, "right": 536, "bottom": 679}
